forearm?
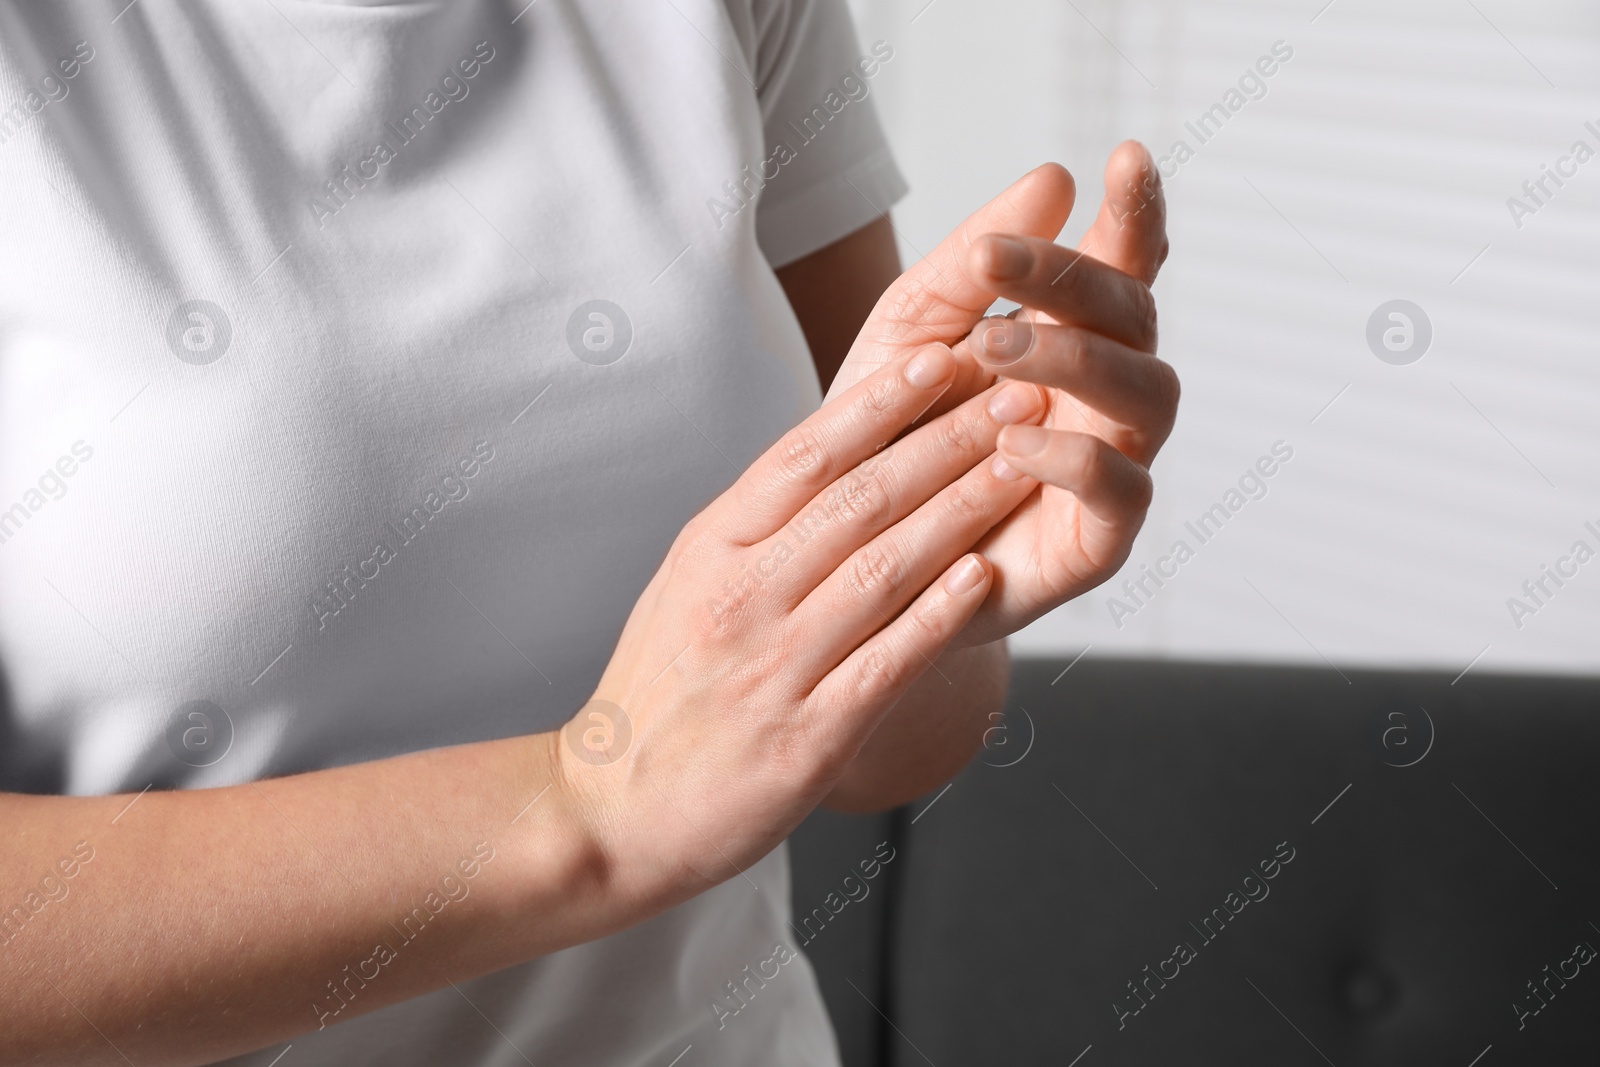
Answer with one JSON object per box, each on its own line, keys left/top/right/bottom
{"left": 0, "top": 732, "right": 623, "bottom": 1067}
{"left": 822, "top": 638, "right": 1009, "bottom": 813}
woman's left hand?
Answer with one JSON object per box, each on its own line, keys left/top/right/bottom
{"left": 825, "top": 142, "right": 1175, "bottom": 647}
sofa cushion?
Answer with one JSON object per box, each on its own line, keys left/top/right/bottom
{"left": 805, "top": 658, "right": 1600, "bottom": 1065}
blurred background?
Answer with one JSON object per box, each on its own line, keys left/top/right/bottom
{"left": 845, "top": 0, "right": 1600, "bottom": 675}
{"left": 791, "top": 4, "right": 1600, "bottom": 1064}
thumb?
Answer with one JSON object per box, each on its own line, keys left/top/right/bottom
{"left": 1076, "top": 140, "right": 1169, "bottom": 286}
{"left": 827, "top": 163, "right": 1076, "bottom": 401}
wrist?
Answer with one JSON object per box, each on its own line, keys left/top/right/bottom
{"left": 537, "top": 712, "right": 697, "bottom": 932}
{"left": 489, "top": 729, "right": 640, "bottom": 950}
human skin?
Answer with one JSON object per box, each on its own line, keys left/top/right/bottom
{"left": 0, "top": 149, "right": 1172, "bottom": 1066}
{"left": 780, "top": 144, "right": 1173, "bottom": 812}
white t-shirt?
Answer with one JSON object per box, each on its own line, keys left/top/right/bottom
{"left": 0, "top": 1, "right": 906, "bottom": 1063}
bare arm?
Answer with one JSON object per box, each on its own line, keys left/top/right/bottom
{"left": 776, "top": 215, "right": 905, "bottom": 394}
{"left": 2, "top": 154, "right": 1170, "bottom": 1065}
{"left": 2, "top": 304, "right": 1025, "bottom": 1064}
{"left": 0, "top": 734, "right": 618, "bottom": 1067}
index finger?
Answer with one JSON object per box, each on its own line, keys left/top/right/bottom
{"left": 715, "top": 343, "right": 957, "bottom": 546}
{"left": 967, "top": 235, "right": 1158, "bottom": 353}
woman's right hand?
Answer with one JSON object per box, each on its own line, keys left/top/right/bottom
{"left": 553, "top": 342, "right": 1051, "bottom": 910}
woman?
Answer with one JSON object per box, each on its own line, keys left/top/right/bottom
{"left": 0, "top": 0, "right": 1172, "bottom": 1063}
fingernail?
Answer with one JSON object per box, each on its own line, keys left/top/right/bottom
{"left": 972, "top": 316, "right": 1035, "bottom": 367}
{"left": 986, "top": 382, "right": 1043, "bottom": 425}
{"left": 983, "top": 235, "right": 1033, "bottom": 280}
{"left": 903, "top": 346, "right": 954, "bottom": 389}
{"left": 991, "top": 455, "right": 1024, "bottom": 481}
{"left": 1000, "top": 424, "right": 1050, "bottom": 457}
{"left": 944, "top": 554, "right": 985, "bottom": 595}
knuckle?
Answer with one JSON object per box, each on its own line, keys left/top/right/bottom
{"left": 1081, "top": 437, "right": 1153, "bottom": 511}
{"left": 911, "top": 590, "right": 954, "bottom": 640}
{"left": 1125, "top": 462, "right": 1156, "bottom": 512}
{"left": 673, "top": 510, "right": 714, "bottom": 553}
{"left": 829, "top": 472, "right": 892, "bottom": 530}
{"left": 695, "top": 563, "right": 771, "bottom": 642}
{"left": 1068, "top": 435, "right": 1102, "bottom": 488}
{"left": 858, "top": 375, "right": 899, "bottom": 418}
{"left": 1048, "top": 250, "right": 1084, "bottom": 294}
{"left": 742, "top": 630, "right": 794, "bottom": 690}
{"left": 662, "top": 541, "right": 695, "bottom": 586}
{"left": 1060, "top": 328, "right": 1094, "bottom": 380}
{"left": 691, "top": 595, "right": 740, "bottom": 644}
{"left": 1131, "top": 285, "right": 1159, "bottom": 350}
{"left": 944, "top": 477, "right": 991, "bottom": 524}
{"left": 1153, "top": 359, "right": 1181, "bottom": 416}
{"left": 667, "top": 524, "right": 717, "bottom": 580}
{"left": 852, "top": 645, "right": 905, "bottom": 700}
{"left": 935, "top": 410, "right": 983, "bottom": 458}
{"left": 775, "top": 426, "right": 830, "bottom": 487}
{"left": 1083, "top": 551, "right": 1127, "bottom": 589}
{"left": 1138, "top": 473, "right": 1156, "bottom": 512}
{"left": 845, "top": 543, "right": 904, "bottom": 601}
{"left": 764, "top": 721, "right": 820, "bottom": 781}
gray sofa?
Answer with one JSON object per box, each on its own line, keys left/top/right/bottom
{"left": 789, "top": 658, "right": 1600, "bottom": 1065}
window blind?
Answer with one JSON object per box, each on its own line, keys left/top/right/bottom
{"left": 849, "top": 0, "right": 1600, "bottom": 675}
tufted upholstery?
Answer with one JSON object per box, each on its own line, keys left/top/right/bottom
{"left": 789, "top": 658, "right": 1600, "bottom": 1065}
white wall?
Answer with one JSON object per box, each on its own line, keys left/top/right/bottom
{"left": 848, "top": 0, "right": 1600, "bottom": 676}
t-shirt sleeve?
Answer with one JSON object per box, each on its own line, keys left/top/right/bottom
{"left": 741, "top": 0, "right": 909, "bottom": 268}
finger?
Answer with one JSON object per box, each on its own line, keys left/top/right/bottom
{"left": 718, "top": 343, "right": 958, "bottom": 545}
{"left": 825, "top": 163, "right": 1076, "bottom": 401}
{"left": 758, "top": 379, "right": 1047, "bottom": 609}
{"left": 804, "top": 553, "right": 993, "bottom": 743}
{"left": 967, "top": 234, "right": 1157, "bottom": 353}
{"left": 968, "top": 318, "right": 1180, "bottom": 453}
{"left": 1077, "top": 140, "right": 1169, "bottom": 286}
{"left": 995, "top": 426, "right": 1154, "bottom": 518}
{"left": 787, "top": 446, "right": 1036, "bottom": 676}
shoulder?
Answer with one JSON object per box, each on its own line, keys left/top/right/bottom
{"left": 714, "top": 0, "right": 852, "bottom": 94}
